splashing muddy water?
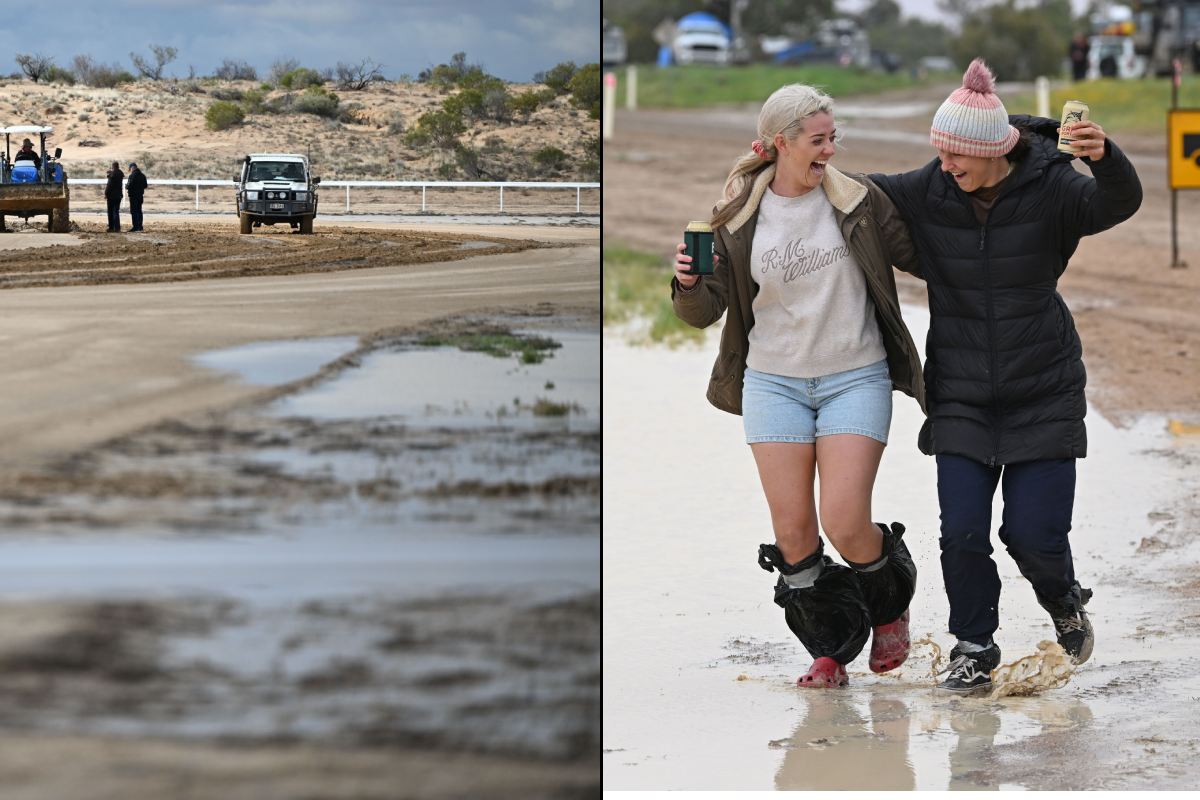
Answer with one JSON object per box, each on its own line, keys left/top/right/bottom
{"left": 604, "top": 305, "right": 1200, "bottom": 790}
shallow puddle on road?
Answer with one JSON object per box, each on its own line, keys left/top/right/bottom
{"left": 192, "top": 336, "right": 358, "bottom": 386}
{"left": 604, "top": 306, "right": 1200, "bottom": 790}
{"left": 272, "top": 330, "right": 599, "bottom": 429}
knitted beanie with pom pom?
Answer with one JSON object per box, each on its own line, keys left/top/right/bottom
{"left": 930, "top": 58, "right": 1019, "bottom": 158}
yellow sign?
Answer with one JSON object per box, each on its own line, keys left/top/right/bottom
{"left": 1169, "top": 109, "right": 1200, "bottom": 189}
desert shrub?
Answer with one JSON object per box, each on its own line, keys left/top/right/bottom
{"left": 292, "top": 85, "right": 340, "bottom": 117}
{"left": 241, "top": 88, "right": 266, "bottom": 113}
{"left": 77, "top": 112, "right": 89, "bottom": 121}
{"left": 568, "top": 63, "right": 601, "bottom": 119}
{"left": 259, "top": 83, "right": 272, "bottom": 91}
{"left": 443, "top": 74, "right": 511, "bottom": 122}
{"left": 419, "top": 51, "right": 485, "bottom": 91}
{"left": 533, "top": 146, "right": 568, "bottom": 169}
{"left": 581, "top": 158, "right": 598, "bottom": 178}
{"left": 338, "top": 102, "right": 367, "bottom": 124}
{"left": 280, "top": 67, "right": 322, "bottom": 90}
{"left": 205, "top": 100, "right": 245, "bottom": 131}
{"left": 582, "top": 135, "right": 599, "bottom": 159}
{"left": 335, "top": 57, "right": 385, "bottom": 90}
{"left": 435, "top": 161, "right": 458, "bottom": 179}
{"left": 482, "top": 135, "right": 505, "bottom": 153}
{"left": 508, "top": 87, "right": 555, "bottom": 119}
{"left": 386, "top": 111, "right": 405, "bottom": 135}
{"left": 544, "top": 61, "right": 577, "bottom": 94}
{"left": 131, "top": 45, "right": 177, "bottom": 80}
{"left": 267, "top": 57, "right": 300, "bottom": 86}
{"left": 413, "top": 110, "right": 466, "bottom": 148}
{"left": 14, "top": 52, "right": 54, "bottom": 83}
{"left": 402, "top": 127, "right": 431, "bottom": 148}
{"left": 215, "top": 58, "right": 257, "bottom": 81}
{"left": 115, "top": 71, "right": 136, "bottom": 85}
{"left": 210, "top": 86, "right": 244, "bottom": 102}
{"left": 44, "top": 65, "right": 75, "bottom": 85}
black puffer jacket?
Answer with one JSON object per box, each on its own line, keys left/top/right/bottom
{"left": 870, "top": 115, "right": 1142, "bottom": 466}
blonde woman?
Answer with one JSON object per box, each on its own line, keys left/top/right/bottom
{"left": 672, "top": 85, "right": 925, "bottom": 687}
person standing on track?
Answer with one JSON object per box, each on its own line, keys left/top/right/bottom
{"left": 126, "top": 162, "right": 147, "bottom": 232}
{"left": 105, "top": 161, "right": 124, "bottom": 233}
{"left": 671, "top": 84, "right": 926, "bottom": 688}
{"left": 868, "top": 59, "right": 1142, "bottom": 696}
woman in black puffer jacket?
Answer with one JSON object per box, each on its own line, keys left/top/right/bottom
{"left": 869, "top": 59, "right": 1142, "bottom": 696}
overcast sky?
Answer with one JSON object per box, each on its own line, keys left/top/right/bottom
{"left": 841, "top": 0, "right": 1093, "bottom": 24}
{"left": 6, "top": 0, "right": 598, "bottom": 84}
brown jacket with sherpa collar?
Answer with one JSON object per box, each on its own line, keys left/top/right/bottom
{"left": 672, "top": 164, "right": 926, "bottom": 416}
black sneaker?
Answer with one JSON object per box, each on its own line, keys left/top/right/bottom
{"left": 934, "top": 642, "right": 1001, "bottom": 697}
{"left": 1039, "top": 584, "right": 1094, "bottom": 665}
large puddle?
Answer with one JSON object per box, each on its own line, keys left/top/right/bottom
{"left": 604, "top": 306, "right": 1200, "bottom": 789}
{"left": 0, "top": 322, "right": 600, "bottom": 757}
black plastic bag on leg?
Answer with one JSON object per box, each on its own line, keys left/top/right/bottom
{"left": 759, "top": 540, "right": 872, "bottom": 665}
{"left": 844, "top": 522, "right": 917, "bottom": 627}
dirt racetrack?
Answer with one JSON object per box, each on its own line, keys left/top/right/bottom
{"left": 603, "top": 96, "right": 1200, "bottom": 422}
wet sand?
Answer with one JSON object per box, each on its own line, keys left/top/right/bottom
{"left": 603, "top": 310, "right": 1200, "bottom": 789}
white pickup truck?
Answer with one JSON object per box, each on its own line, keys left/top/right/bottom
{"left": 235, "top": 153, "right": 321, "bottom": 234}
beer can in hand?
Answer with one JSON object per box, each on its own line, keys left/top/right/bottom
{"left": 684, "top": 221, "right": 715, "bottom": 275}
{"left": 1058, "top": 100, "right": 1090, "bottom": 153}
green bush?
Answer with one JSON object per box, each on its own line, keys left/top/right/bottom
{"left": 568, "top": 63, "right": 601, "bottom": 113}
{"left": 544, "top": 61, "right": 577, "bottom": 95}
{"left": 241, "top": 88, "right": 266, "bottom": 114}
{"left": 414, "top": 110, "right": 466, "bottom": 148}
{"left": 210, "top": 86, "right": 243, "bottom": 102}
{"left": 115, "top": 71, "right": 136, "bottom": 85}
{"left": 280, "top": 67, "right": 323, "bottom": 90}
{"left": 259, "top": 82, "right": 272, "bottom": 91}
{"left": 582, "top": 135, "right": 599, "bottom": 159}
{"left": 292, "top": 85, "right": 340, "bottom": 117}
{"left": 205, "top": 100, "right": 245, "bottom": 131}
{"left": 435, "top": 161, "right": 458, "bottom": 179}
{"left": 443, "top": 72, "right": 511, "bottom": 121}
{"left": 402, "top": 127, "right": 431, "bottom": 148}
{"left": 533, "top": 146, "right": 568, "bottom": 169}
{"left": 508, "top": 87, "right": 555, "bottom": 119}
{"left": 43, "top": 65, "right": 75, "bottom": 85}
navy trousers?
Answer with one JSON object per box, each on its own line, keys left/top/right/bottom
{"left": 936, "top": 454, "right": 1077, "bottom": 645}
{"left": 106, "top": 198, "right": 121, "bottom": 231}
{"left": 129, "top": 195, "right": 143, "bottom": 230}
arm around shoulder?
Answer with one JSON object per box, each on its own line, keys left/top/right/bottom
{"left": 867, "top": 180, "right": 924, "bottom": 281}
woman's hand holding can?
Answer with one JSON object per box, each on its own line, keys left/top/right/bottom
{"left": 675, "top": 243, "right": 717, "bottom": 289}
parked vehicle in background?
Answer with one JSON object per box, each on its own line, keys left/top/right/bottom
{"left": 234, "top": 154, "right": 320, "bottom": 235}
{"left": 773, "top": 19, "right": 869, "bottom": 68}
{"left": 603, "top": 18, "right": 627, "bottom": 67}
{"left": 1088, "top": 35, "right": 1148, "bottom": 79}
{"left": 0, "top": 125, "right": 69, "bottom": 232}
{"left": 671, "top": 12, "right": 732, "bottom": 66}
{"left": 1114, "top": 0, "right": 1200, "bottom": 75}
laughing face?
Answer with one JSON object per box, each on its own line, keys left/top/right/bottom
{"left": 773, "top": 111, "right": 836, "bottom": 194}
{"left": 938, "top": 149, "right": 1006, "bottom": 193}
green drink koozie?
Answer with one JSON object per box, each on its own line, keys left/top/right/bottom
{"left": 684, "top": 221, "right": 714, "bottom": 275}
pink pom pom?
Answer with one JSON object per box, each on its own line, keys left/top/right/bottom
{"left": 962, "top": 58, "right": 995, "bottom": 94}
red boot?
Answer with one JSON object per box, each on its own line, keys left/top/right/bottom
{"left": 869, "top": 608, "right": 910, "bottom": 673}
{"left": 796, "top": 657, "right": 848, "bottom": 688}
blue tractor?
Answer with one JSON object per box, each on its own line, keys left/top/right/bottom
{"left": 0, "top": 125, "right": 69, "bottom": 232}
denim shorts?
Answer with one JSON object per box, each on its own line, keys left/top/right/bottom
{"left": 742, "top": 359, "right": 893, "bottom": 445}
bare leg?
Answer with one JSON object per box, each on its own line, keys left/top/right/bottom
{"left": 749, "top": 442, "right": 818, "bottom": 565}
{"left": 815, "top": 433, "right": 885, "bottom": 564}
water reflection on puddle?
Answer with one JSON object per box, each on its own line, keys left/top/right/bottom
{"left": 193, "top": 336, "right": 358, "bottom": 386}
{"left": 273, "top": 330, "right": 599, "bottom": 428}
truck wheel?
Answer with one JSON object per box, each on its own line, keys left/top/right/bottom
{"left": 50, "top": 206, "right": 70, "bottom": 233}
{"left": 239, "top": 213, "right": 252, "bottom": 234}
{"left": 299, "top": 215, "right": 313, "bottom": 235}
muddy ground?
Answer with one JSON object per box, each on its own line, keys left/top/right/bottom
{"left": 0, "top": 221, "right": 600, "bottom": 797}
{"left": 0, "top": 222, "right": 546, "bottom": 288}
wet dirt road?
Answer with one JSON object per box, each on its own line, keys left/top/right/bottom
{"left": 603, "top": 313, "right": 1200, "bottom": 790}
{"left": 0, "top": 224, "right": 597, "bottom": 469}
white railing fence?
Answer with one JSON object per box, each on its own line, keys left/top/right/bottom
{"left": 69, "top": 179, "right": 600, "bottom": 213}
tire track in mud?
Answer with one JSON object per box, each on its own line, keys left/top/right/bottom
{"left": 0, "top": 223, "right": 552, "bottom": 288}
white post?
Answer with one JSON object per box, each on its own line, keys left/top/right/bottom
{"left": 1035, "top": 76, "right": 1050, "bottom": 119}
{"left": 603, "top": 72, "right": 616, "bottom": 142}
{"left": 626, "top": 65, "right": 637, "bottom": 111}
{"left": 500, "top": 185, "right": 504, "bottom": 212}
{"left": 195, "top": 183, "right": 199, "bottom": 211}
{"left": 577, "top": 185, "right": 581, "bottom": 213}
{"left": 422, "top": 185, "right": 426, "bottom": 211}
{"left": 346, "top": 185, "right": 350, "bottom": 212}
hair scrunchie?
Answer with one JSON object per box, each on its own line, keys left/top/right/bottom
{"left": 751, "top": 139, "right": 771, "bottom": 160}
